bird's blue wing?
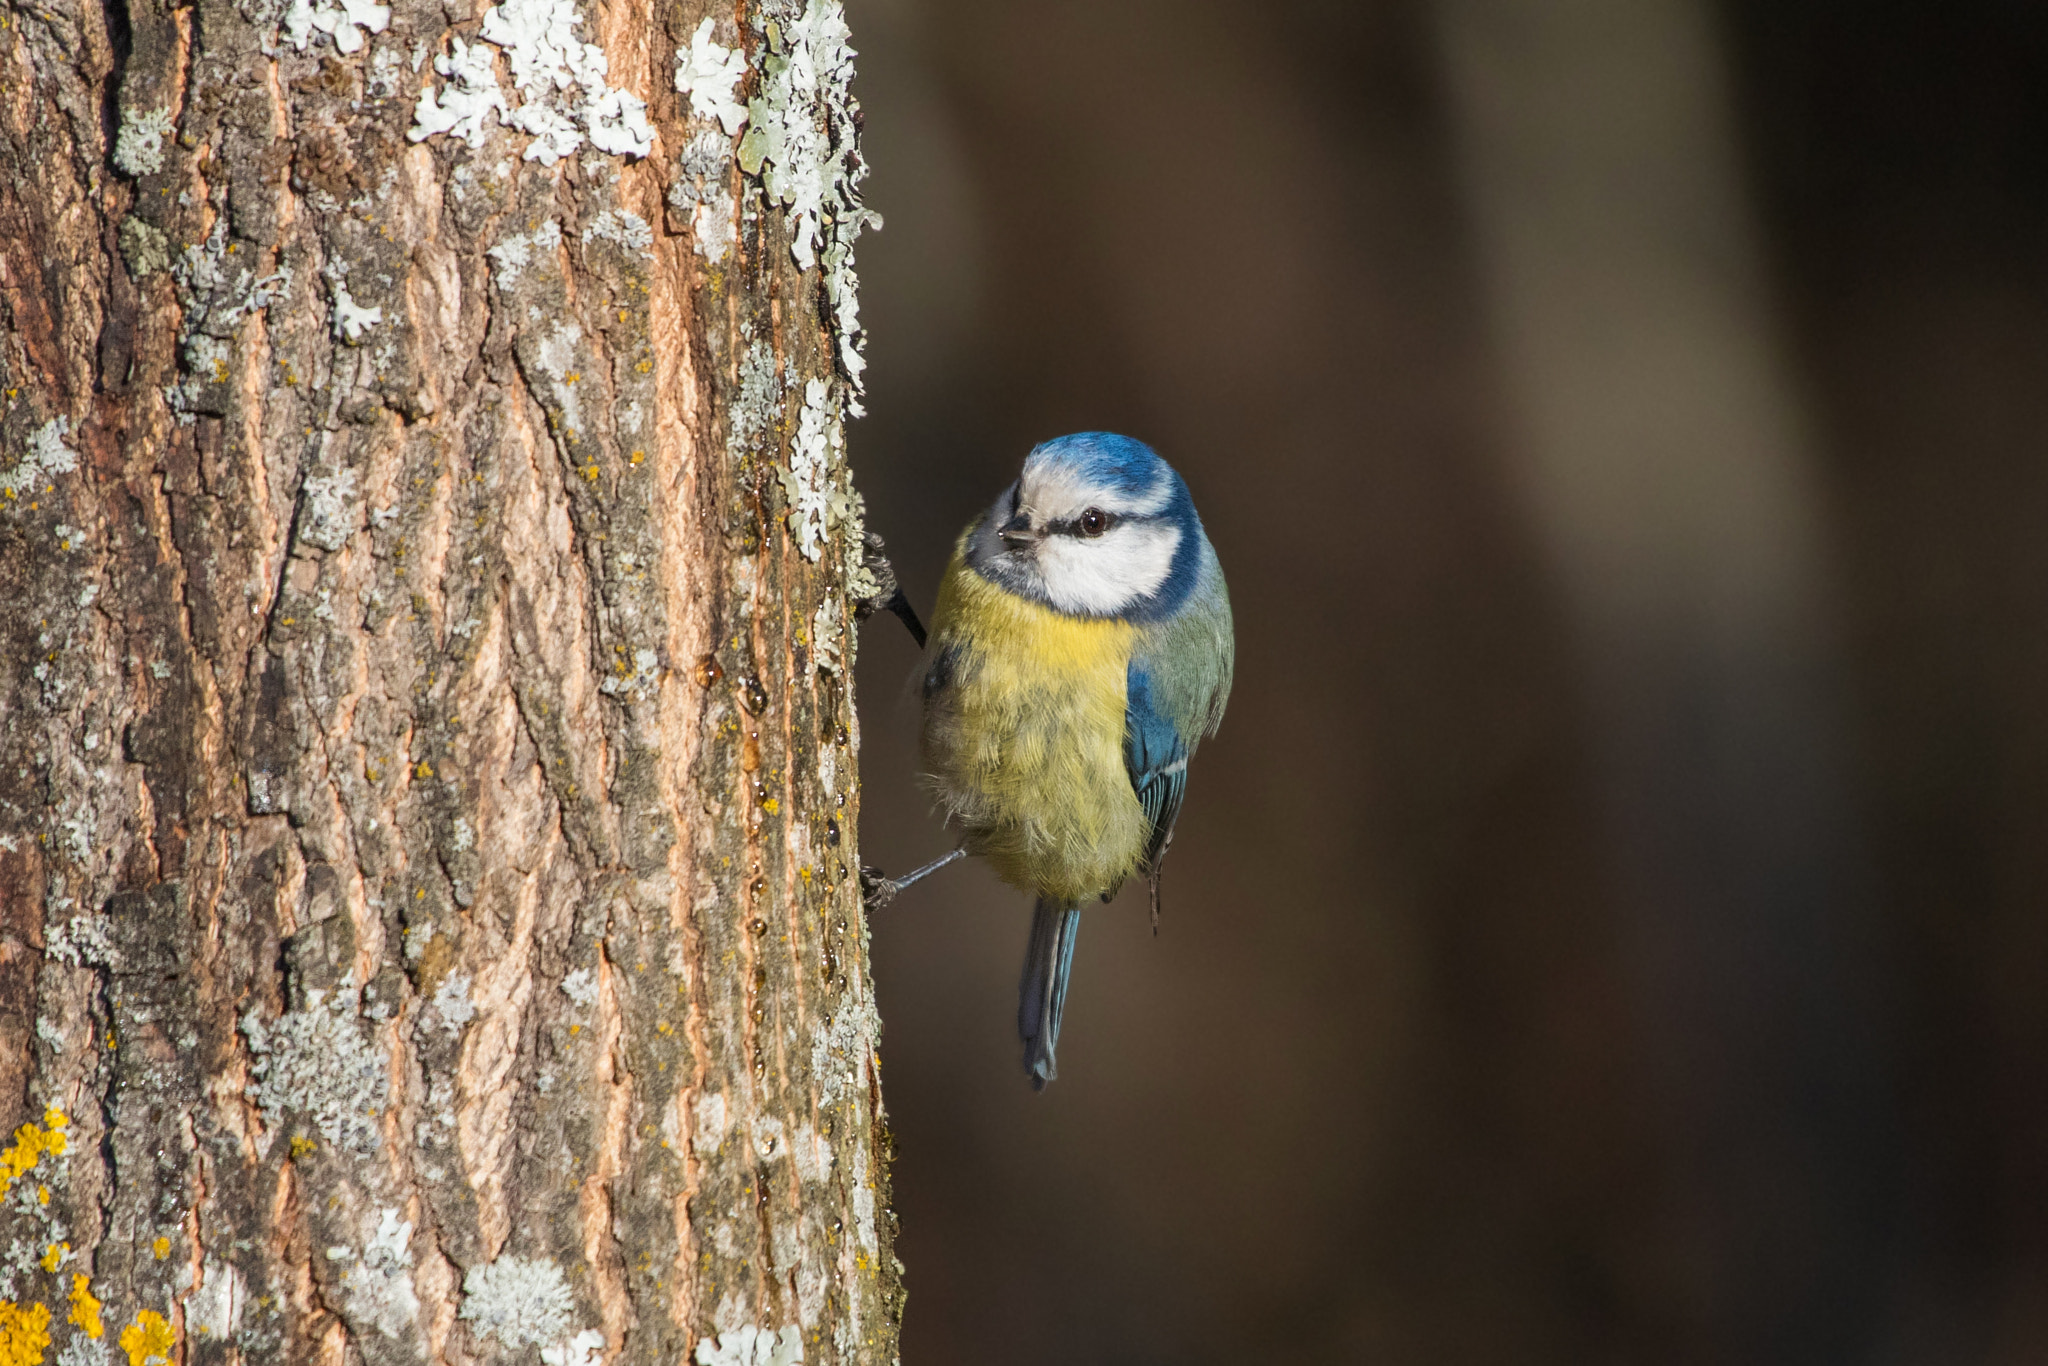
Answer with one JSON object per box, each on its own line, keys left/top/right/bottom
{"left": 1124, "top": 662, "right": 1188, "bottom": 879}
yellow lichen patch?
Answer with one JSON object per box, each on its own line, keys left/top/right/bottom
{"left": 149, "top": 1238, "right": 168, "bottom": 1261}
{"left": 289, "top": 1135, "right": 318, "bottom": 1159}
{"left": 0, "top": 1301, "right": 51, "bottom": 1366}
{"left": 67, "top": 1277, "right": 101, "bottom": 1339}
{"left": 118, "top": 1310, "right": 174, "bottom": 1366}
{"left": 0, "top": 1109, "right": 68, "bottom": 1196}
{"left": 37, "top": 1243, "right": 64, "bottom": 1273}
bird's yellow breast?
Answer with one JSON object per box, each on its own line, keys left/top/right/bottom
{"left": 921, "top": 553, "right": 1150, "bottom": 902}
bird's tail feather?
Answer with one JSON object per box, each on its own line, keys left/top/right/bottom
{"left": 1019, "top": 898, "right": 1082, "bottom": 1090}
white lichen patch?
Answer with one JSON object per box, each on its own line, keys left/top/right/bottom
{"left": 1, "top": 417, "right": 80, "bottom": 498}
{"left": 170, "top": 241, "right": 289, "bottom": 417}
{"left": 182, "top": 333, "right": 230, "bottom": 386}
{"left": 56, "top": 1334, "right": 104, "bottom": 1366}
{"left": 728, "top": 341, "right": 780, "bottom": 460}
{"left": 584, "top": 85, "right": 655, "bottom": 158}
{"left": 331, "top": 282, "right": 383, "bottom": 344}
{"left": 299, "top": 468, "right": 362, "bottom": 551}
{"left": 487, "top": 219, "right": 561, "bottom": 288}
{"left": 695, "top": 1323, "right": 804, "bottom": 1366}
{"left": 736, "top": 0, "right": 879, "bottom": 395}
{"left": 808, "top": 998, "right": 876, "bottom": 1107}
{"left": 43, "top": 914, "right": 114, "bottom": 967}
{"left": 368, "top": 44, "right": 406, "bottom": 97}
{"left": 690, "top": 190, "right": 736, "bottom": 264}
{"left": 411, "top": 0, "right": 652, "bottom": 163}
{"left": 409, "top": 39, "right": 508, "bottom": 150}
{"left": 282, "top": 0, "right": 390, "bottom": 55}
{"left": 738, "top": 2, "right": 860, "bottom": 270}
{"left": 403, "top": 920, "right": 436, "bottom": 963}
{"left": 340, "top": 1208, "right": 419, "bottom": 1339}
{"left": 430, "top": 970, "right": 475, "bottom": 1035}
{"left": 558, "top": 967, "right": 598, "bottom": 1008}
{"left": 775, "top": 376, "right": 877, "bottom": 594}
{"left": 241, "top": 982, "right": 389, "bottom": 1155}
{"left": 779, "top": 379, "right": 839, "bottom": 562}
{"left": 167, "top": 220, "right": 289, "bottom": 421}
{"left": 669, "top": 126, "right": 736, "bottom": 248}
{"left": 599, "top": 647, "right": 659, "bottom": 701}
{"left": 113, "top": 107, "right": 174, "bottom": 178}
{"left": 581, "top": 208, "right": 651, "bottom": 252}
{"left": 674, "top": 18, "right": 748, "bottom": 135}
{"left": 810, "top": 594, "right": 843, "bottom": 674}
{"left": 176, "top": 221, "right": 290, "bottom": 333}
{"left": 460, "top": 1255, "right": 574, "bottom": 1349}
{"left": 534, "top": 321, "right": 588, "bottom": 433}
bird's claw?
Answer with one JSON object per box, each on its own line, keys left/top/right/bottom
{"left": 853, "top": 532, "right": 928, "bottom": 649}
{"left": 859, "top": 864, "right": 899, "bottom": 908}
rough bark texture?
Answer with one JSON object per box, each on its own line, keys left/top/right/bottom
{"left": 0, "top": 0, "right": 902, "bottom": 1361}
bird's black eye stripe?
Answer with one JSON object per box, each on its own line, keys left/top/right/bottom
{"left": 1051, "top": 509, "right": 1120, "bottom": 538}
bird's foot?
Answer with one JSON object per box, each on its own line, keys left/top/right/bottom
{"left": 852, "top": 531, "right": 928, "bottom": 649}
{"left": 859, "top": 865, "right": 901, "bottom": 909}
{"left": 859, "top": 847, "right": 968, "bottom": 909}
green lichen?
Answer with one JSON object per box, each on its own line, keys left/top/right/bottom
{"left": 240, "top": 984, "right": 388, "bottom": 1155}
{"left": 116, "top": 219, "right": 171, "bottom": 278}
{"left": 112, "top": 108, "right": 173, "bottom": 178}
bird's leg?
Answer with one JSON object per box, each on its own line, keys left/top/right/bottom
{"left": 860, "top": 846, "right": 967, "bottom": 908}
{"left": 851, "top": 531, "right": 929, "bottom": 649}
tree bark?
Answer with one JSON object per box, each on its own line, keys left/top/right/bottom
{"left": 0, "top": 0, "right": 901, "bottom": 1361}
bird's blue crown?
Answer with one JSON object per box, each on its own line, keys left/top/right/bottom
{"left": 1024, "top": 432, "right": 1177, "bottom": 501}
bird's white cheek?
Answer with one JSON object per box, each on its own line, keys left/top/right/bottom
{"left": 1035, "top": 525, "right": 1180, "bottom": 615}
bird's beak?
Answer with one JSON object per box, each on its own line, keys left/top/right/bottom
{"left": 998, "top": 512, "right": 1039, "bottom": 549}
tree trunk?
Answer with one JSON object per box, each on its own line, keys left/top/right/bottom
{"left": 0, "top": 0, "right": 902, "bottom": 1360}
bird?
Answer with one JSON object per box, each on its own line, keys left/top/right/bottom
{"left": 905, "top": 432, "right": 1234, "bottom": 1089}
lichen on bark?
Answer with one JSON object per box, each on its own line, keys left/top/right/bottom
{"left": 0, "top": 0, "right": 903, "bottom": 1359}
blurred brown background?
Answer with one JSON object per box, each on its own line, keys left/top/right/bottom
{"left": 841, "top": 0, "right": 2048, "bottom": 1361}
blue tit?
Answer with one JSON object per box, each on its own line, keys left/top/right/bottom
{"left": 918, "top": 433, "right": 1234, "bottom": 1089}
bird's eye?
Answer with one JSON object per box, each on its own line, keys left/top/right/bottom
{"left": 1078, "top": 508, "right": 1112, "bottom": 537}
